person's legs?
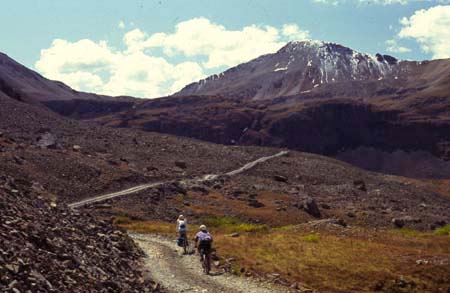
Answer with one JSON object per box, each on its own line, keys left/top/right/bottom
{"left": 198, "top": 246, "right": 205, "bottom": 262}
{"left": 205, "top": 250, "right": 211, "bottom": 273}
{"left": 179, "top": 231, "right": 186, "bottom": 253}
{"left": 180, "top": 231, "right": 187, "bottom": 254}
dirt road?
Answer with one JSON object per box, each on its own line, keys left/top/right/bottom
{"left": 69, "top": 151, "right": 288, "bottom": 208}
{"left": 131, "top": 233, "right": 294, "bottom": 293}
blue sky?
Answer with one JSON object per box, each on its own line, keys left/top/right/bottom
{"left": 1, "top": 0, "right": 449, "bottom": 98}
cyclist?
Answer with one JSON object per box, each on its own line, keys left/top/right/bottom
{"left": 176, "top": 215, "right": 188, "bottom": 254}
{"left": 194, "top": 225, "right": 213, "bottom": 274}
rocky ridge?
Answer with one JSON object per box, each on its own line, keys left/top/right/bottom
{"left": 0, "top": 175, "right": 159, "bottom": 292}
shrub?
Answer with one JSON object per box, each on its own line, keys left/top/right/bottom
{"left": 114, "top": 216, "right": 132, "bottom": 224}
{"left": 203, "top": 217, "right": 239, "bottom": 228}
{"left": 236, "top": 223, "right": 269, "bottom": 233}
{"left": 393, "top": 228, "right": 428, "bottom": 237}
{"left": 434, "top": 225, "right": 450, "bottom": 236}
{"left": 302, "top": 234, "right": 320, "bottom": 243}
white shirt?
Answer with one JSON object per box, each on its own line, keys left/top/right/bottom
{"left": 176, "top": 219, "right": 188, "bottom": 232}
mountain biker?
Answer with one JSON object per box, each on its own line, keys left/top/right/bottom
{"left": 194, "top": 225, "right": 213, "bottom": 267}
{"left": 176, "top": 215, "right": 188, "bottom": 253}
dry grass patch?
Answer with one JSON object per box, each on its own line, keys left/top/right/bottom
{"left": 117, "top": 220, "right": 174, "bottom": 235}
{"left": 202, "top": 217, "right": 269, "bottom": 234}
{"left": 214, "top": 226, "right": 450, "bottom": 292}
{"left": 117, "top": 217, "right": 450, "bottom": 292}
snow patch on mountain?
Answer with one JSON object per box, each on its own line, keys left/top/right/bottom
{"left": 176, "top": 40, "right": 402, "bottom": 99}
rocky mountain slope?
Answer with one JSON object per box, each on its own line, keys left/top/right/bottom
{"left": 0, "top": 52, "right": 135, "bottom": 117}
{"left": 0, "top": 91, "right": 277, "bottom": 203}
{"left": 176, "top": 40, "right": 450, "bottom": 103}
{"left": 89, "top": 41, "right": 450, "bottom": 178}
{"left": 94, "top": 94, "right": 450, "bottom": 178}
{"left": 0, "top": 174, "right": 158, "bottom": 292}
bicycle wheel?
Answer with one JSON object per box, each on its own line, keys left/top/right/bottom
{"left": 202, "top": 252, "right": 210, "bottom": 275}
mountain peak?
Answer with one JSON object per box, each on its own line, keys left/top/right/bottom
{"left": 280, "top": 40, "right": 353, "bottom": 55}
{"left": 175, "top": 40, "right": 408, "bottom": 100}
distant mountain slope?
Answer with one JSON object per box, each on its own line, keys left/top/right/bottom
{"left": 0, "top": 52, "right": 100, "bottom": 102}
{"left": 176, "top": 41, "right": 450, "bottom": 103}
{"left": 94, "top": 41, "right": 450, "bottom": 178}
{"left": 0, "top": 52, "right": 136, "bottom": 117}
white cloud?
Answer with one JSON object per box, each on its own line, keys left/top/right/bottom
{"left": 397, "top": 5, "right": 450, "bottom": 58}
{"left": 123, "top": 28, "right": 147, "bottom": 52}
{"left": 143, "top": 18, "right": 309, "bottom": 69}
{"left": 36, "top": 38, "right": 205, "bottom": 98}
{"left": 35, "top": 18, "right": 310, "bottom": 98}
{"left": 282, "top": 24, "right": 311, "bottom": 40}
{"left": 35, "top": 39, "right": 117, "bottom": 93}
{"left": 118, "top": 20, "right": 125, "bottom": 29}
{"left": 385, "top": 39, "right": 412, "bottom": 53}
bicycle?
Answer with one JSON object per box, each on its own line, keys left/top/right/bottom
{"left": 199, "top": 247, "right": 211, "bottom": 275}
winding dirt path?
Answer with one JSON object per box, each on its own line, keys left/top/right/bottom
{"left": 131, "top": 233, "right": 294, "bottom": 293}
{"left": 69, "top": 151, "right": 288, "bottom": 208}
{"left": 69, "top": 150, "right": 294, "bottom": 291}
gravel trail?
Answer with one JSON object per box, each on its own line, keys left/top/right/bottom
{"left": 131, "top": 233, "right": 294, "bottom": 293}
{"left": 69, "top": 151, "right": 288, "bottom": 208}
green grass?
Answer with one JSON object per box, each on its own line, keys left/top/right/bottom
{"left": 113, "top": 216, "right": 133, "bottom": 225}
{"left": 302, "top": 234, "right": 320, "bottom": 243}
{"left": 203, "top": 217, "right": 239, "bottom": 227}
{"left": 202, "top": 217, "right": 268, "bottom": 233}
{"left": 236, "top": 223, "right": 269, "bottom": 233}
{"left": 390, "top": 228, "right": 429, "bottom": 237}
{"left": 434, "top": 225, "right": 450, "bottom": 236}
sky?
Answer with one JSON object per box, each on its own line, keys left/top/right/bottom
{"left": 0, "top": 0, "right": 449, "bottom": 98}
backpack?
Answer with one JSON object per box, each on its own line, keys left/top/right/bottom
{"left": 178, "top": 221, "right": 187, "bottom": 231}
{"left": 198, "top": 232, "right": 212, "bottom": 249}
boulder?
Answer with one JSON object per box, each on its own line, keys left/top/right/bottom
{"left": 13, "top": 155, "right": 25, "bottom": 165}
{"left": 248, "top": 199, "right": 265, "bottom": 208}
{"left": 174, "top": 161, "right": 187, "bottom": 169}
{"left": 190, "top": 184, "right": 209, "bottom": 195}
{"left": 303, "top": 197, "right": 321, "bottom": 218}
{"left": 353, "top": 180, "right": 367, "bottom": 192}
{"left": 347, "top": 211, "right": 356, "bottom": 218}
{"left": 160, "top": 182, "right": 187, "bottom": 195}
{"left": 273, "top": 175, "right": 288, "bottom": 183}
{"left": 321, "top": 203, "right": 331, "bottom": 209}
{"left": 392, "top": 216, "right": 421, "bottom": 228}
{"left": 36, "top": 132, "right": 58, "bottom": 149}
